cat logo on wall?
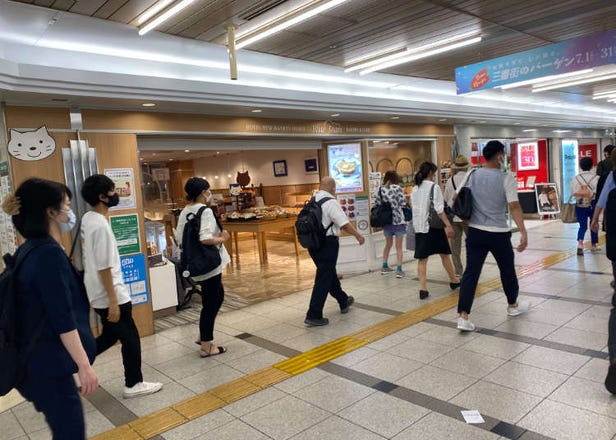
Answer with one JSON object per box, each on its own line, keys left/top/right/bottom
{"left": 8, "top": 126, "right": 56, "bottom": 161}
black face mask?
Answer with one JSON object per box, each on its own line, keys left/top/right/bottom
{"left": 103, "top": 193, "right": 120, "bottom": 208}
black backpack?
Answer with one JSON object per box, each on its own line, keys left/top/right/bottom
{"left": 0, "top": 243, "right": 44, "bottom": 396}
{"left": 295, "top": 196, "right": 333, "bottom": 250}
{"left": 370, "top": 186, "right": 393, "bottom": 227}
{"left": 606, "top": 172, "right": 616, "bottom": 261}
{"left": 180, "top": 206, "right": 222, "bottom": 278}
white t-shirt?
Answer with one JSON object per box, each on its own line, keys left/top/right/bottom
{"left": 411, "top": 180, "right": 445, "bottom": 234}
{"left": 313, "top": 190, "right": 349, "bottom": 237}
{"left": 175, "top": 203, "right": 230, "bottom": 281}
{"left": 80, "top": 211, "right": 131, "bottom": 309}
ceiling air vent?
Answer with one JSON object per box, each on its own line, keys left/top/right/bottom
{"left": 239, "top": 0, "right": 289, "bottom": 21}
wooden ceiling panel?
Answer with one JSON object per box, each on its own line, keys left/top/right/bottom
{"left": 108, "top": 0, "right": 157, "bottom": 24}
{"left": 68, "top": 0, "right": 108, "bottom": 15}
{"left": 92, "top": 0, "right": 130, "bottom": 19}
{"left": 51, "top": 0, "right": 75, "bottom": 10}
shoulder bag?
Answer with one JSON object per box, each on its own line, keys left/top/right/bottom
{"left": 428, "top": 184, "right": 445, "bottom": 229}
{"left": 370, "top": 186, "right": 393, "bottom": 227}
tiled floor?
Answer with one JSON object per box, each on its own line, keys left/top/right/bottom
{"left": 2, "top": 220, "right": 616, "bottom": 440}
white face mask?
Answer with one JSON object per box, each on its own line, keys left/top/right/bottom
{"left": 204, "top": 190, "right": 213, "bottom": 203}
{"left": 59, "top": 208, "right": 77, "bottom": 233}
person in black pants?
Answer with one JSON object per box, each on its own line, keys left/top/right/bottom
{"left": 456, "top": 141, "right": 528, "bottom": 332}
{"left": 5, "top": 179, "right": 98, "bottom": 439}
{"left": 175, "top": 177, "right": 230, "bottom": 357}
{"left": 81, "top": 175, "right": 162, "bottom": 398}
{"left": 305, "top": 177, "right": 365, "bottom": 327}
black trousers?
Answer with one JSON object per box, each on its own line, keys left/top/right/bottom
{"left": 18, "top": 374, "right": 85, "bottom": 439}
{"left": 307, "top": 236, "right": 350, "bottom": 319}
{"left": 458, "top": 227, "right": 519, "bottom": 314}
{"left": 610, "top": 261, "right": 616, "bottom": 363}
{"left": 198, "top": 274, "right": 225, "bottom": 342}
{"left": 95, "top": 302, "right": 143, "bottom": 388}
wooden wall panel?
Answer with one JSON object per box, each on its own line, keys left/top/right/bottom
{"left": 168, "top": 160, "right": 194, "bottom": 206}
{"left": 81, "top": 133, "right": 154, "bottom": 337}
{"left": 5, "top": 106, "right": 71, "bottom": 129}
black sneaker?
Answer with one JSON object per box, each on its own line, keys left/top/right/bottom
{"left": 605, "top": 364, "right": 616, "bottom": 395}
{"left": 304, "top": 317, "right": 329, "bottom": 327}
{"left": 341, "top": 296, "right": 354, "bottom": 314}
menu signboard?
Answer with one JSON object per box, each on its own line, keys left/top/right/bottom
{"left": 327, "top": 143, "right": 363, "bottom": 193}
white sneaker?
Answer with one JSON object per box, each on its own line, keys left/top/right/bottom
{"left": 123, "top": 381, "right": 163, "bottom": 399}
{"left": 591, "top": 245, "right": 602, "bottom": 253}
{"left": 457, "top": 317, "right": 476, "bottom": 332}
{"left": 507, "top": 301, "right": 529, "bottom": 317}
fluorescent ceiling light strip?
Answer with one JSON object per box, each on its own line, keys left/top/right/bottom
{"left": 392, "top": 85, "right": 457, "bottom": 96}
{"left": 593, "top": 89, "right": 616, "bottom": 97}
{"left": 359, "top": 37, "right": 482, "bottom": 75}
{"left": 345, "top": 46, "right": 408, "bottom": 67}
{"left": 137, "top": 0, "right": 174, "bottom": 25}
{"left": 499, "top": 69, "right": 594, "bottom": 90}
{"left": 593, "top": 93, "right": 616, "bottom": 100}
{"left": 139, "top": 0, "right": 195, "bottom": 35}
{"left": 346, "top": 31, "right": 479, "bottom": 73}
{"left": 235, "top": 0, "right": 350, "bottom": 49}
{"left": 533, "top": 72, "right": 616, "bottom": 92}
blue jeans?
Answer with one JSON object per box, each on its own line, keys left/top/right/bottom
{"left": 458, "top": 227, "right": 519, "bottom": 314}
{"left": 576, "top": 201, "right": 598, "bottom": 244}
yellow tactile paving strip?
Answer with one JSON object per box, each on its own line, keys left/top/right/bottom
{"left": 91, "top": 237, "right": 602, "bottom": 440}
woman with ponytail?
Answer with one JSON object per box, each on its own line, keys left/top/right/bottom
{"left": 410, "top": 162, "right": 460, "bottom": 299}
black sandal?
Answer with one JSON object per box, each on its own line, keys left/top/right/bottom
{"left": 199, "top": 346, "right": 227, "bottom": 358}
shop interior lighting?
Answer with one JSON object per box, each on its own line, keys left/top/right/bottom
{"left": 390, "top": 116, "right": 400, "bottom": 120}
{"left": 349, "top": 34, "right": 481, "bottom": 75}
{"left": 552, "top": 130, "right": 571, "bottom": 133}
{"left": 138, "top": 0, "right": 195, "bottom": 36}
{"left": 234, "top": 0, "right": 350, "bottom": 50}
{"left": 522, "top": 129, "right": 538, "bottom": 132}
{"left": 330, "top": 113, "right": 340, "bottom": 117}
{"left": 251, "top": 109, "right": 262, "bottom": 113}
{"left": 499, "top": 69, "right": 594, "bottom": 90}
{"left": 142, "top": 102, "right": 156, "bottom": 107}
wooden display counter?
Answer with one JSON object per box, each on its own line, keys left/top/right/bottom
{"left": 222, "top": 216, "right": 300, "bottom": 265}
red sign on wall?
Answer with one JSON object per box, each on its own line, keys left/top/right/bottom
{"left": 578, "top": 144, "right": 598, "bottom": 166}
{"left": 517, "top": 142, "right": 539, "bottom": 170}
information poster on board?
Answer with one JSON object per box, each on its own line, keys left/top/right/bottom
{"left": 561, "top": 139, "right": 579, "bottom": 202}
{"left": 0, "top": 161, "right": 16, "bottom": 255}
{"left": 120, "top": 254, "right": 149, "bottom": 305}
{"left": 337, "top": 194, "right": 356, "bottom": 221}
{"left": 535, "top": 183, "right": 561, "bottom": 215}
{"left": 104, "top": 168, "right": 136, "bottom": 210}
{"left": 110, "top": 214, "right": 141, "bottom": 256}
{"left": 369, "top": 172, "right": 382, "bottom": 202}
{"left": 328, "top": 143, "right": 363, "bottom": 193}
{"left": 354, "top": 196, "right": 370, "bottom": 235}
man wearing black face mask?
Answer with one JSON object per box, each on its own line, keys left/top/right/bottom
{"left": 80, "top": 175, "right": 162, "bottom": 398}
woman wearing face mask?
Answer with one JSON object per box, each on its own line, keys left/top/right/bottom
{"left": 175, "top": 177, "right": 230, "bottom": 358}
{"left": 2, "top": 178, "right": 98, "bottom": 439}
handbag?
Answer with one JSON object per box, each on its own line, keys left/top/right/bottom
{"left": 428, "top": 184, "right": 445, "bottom": 229}
{"left": 402, "top": 206, "right": 412, "bottom": 222}
{"left": 452, "top": 169, "right": 475, "bottom": 221}
{"left": 370, "top": 186, "right": 393, "bottom": 227}
{"left": 405, "top": 221, "right": 416, "bottom": 250}
{"left": 561, "top": 200, "right": 578, "bottom": 223}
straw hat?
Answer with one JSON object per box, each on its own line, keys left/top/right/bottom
{"left": 451, "top": 154, "right": 470, "bottom": 169}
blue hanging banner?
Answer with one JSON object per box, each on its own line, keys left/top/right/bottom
{"left": 120, "top": 253, "right": 149, "bottom": 305}
{"left": 455, "top": 29, "right": 616, "bottom": 94}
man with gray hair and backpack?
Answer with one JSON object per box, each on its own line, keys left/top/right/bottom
{"left": 302, "top": 177, "right": 364, "bottom": 327}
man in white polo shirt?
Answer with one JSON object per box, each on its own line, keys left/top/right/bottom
{"left": 305, "top": 177, "right": 365, "bottom": 327}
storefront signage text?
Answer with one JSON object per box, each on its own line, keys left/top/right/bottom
{"left": 517, "top": 142, "right": 539, "bottom": 171}
{"left": 244, "top": 122, "right": 372, "bottom": 135}
{"left": 456, "top": 29, "right": 616, "bottom": 94}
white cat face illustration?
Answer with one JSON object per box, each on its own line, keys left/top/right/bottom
{"left": 8, "top": 126, "right": 56, "bottom": 161}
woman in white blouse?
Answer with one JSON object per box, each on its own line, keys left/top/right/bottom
{"left": 411, "top": 162, "right": 460, "bottom": 299}
{"left": 175, "top": 177, "right": 230, "bottom": 358}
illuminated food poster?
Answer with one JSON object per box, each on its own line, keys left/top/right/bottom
{"left": 328, "top": 143, "right": 363, "bottom": 193}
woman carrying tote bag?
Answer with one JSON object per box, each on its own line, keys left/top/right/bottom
{"left": 410, "top": 162, "right": 460, "bottom": 300}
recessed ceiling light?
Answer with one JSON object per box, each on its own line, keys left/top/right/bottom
{"left": 552, "top": 129, "right": 572, "bottom": 133}
{"left": 152, "top": 153, "right": 156, "bottom": 156}
{"left": 184, "top": 149, "right": 190, "bottom": 153}
{"left": 438, "top": 118, "right": 447, "bottom": 122}
{"left": 522, "top": 129, "right": 537, "bottom": 132}
{"left": 390, "top": 116, "right": 400, "bottom": 120}
{"left": 144, "top": 162, "right": 148, "bottom": 165}
{"left": 139, "top": 157, "right": 143, "bottom": 160}
{"left": 251, "top": 109, "right": 262, "bottom": 113}
{"left": 216, "top": 151, "right": 220, "bottom": 155}
{"left": 330, "top": 113, "right": 340, "bottom": 117}
{"left": 168, "top": 158, "right": 174, "bottom": 161}
{"left": 142, "top": 103, "right": 156, "bottom": 107}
